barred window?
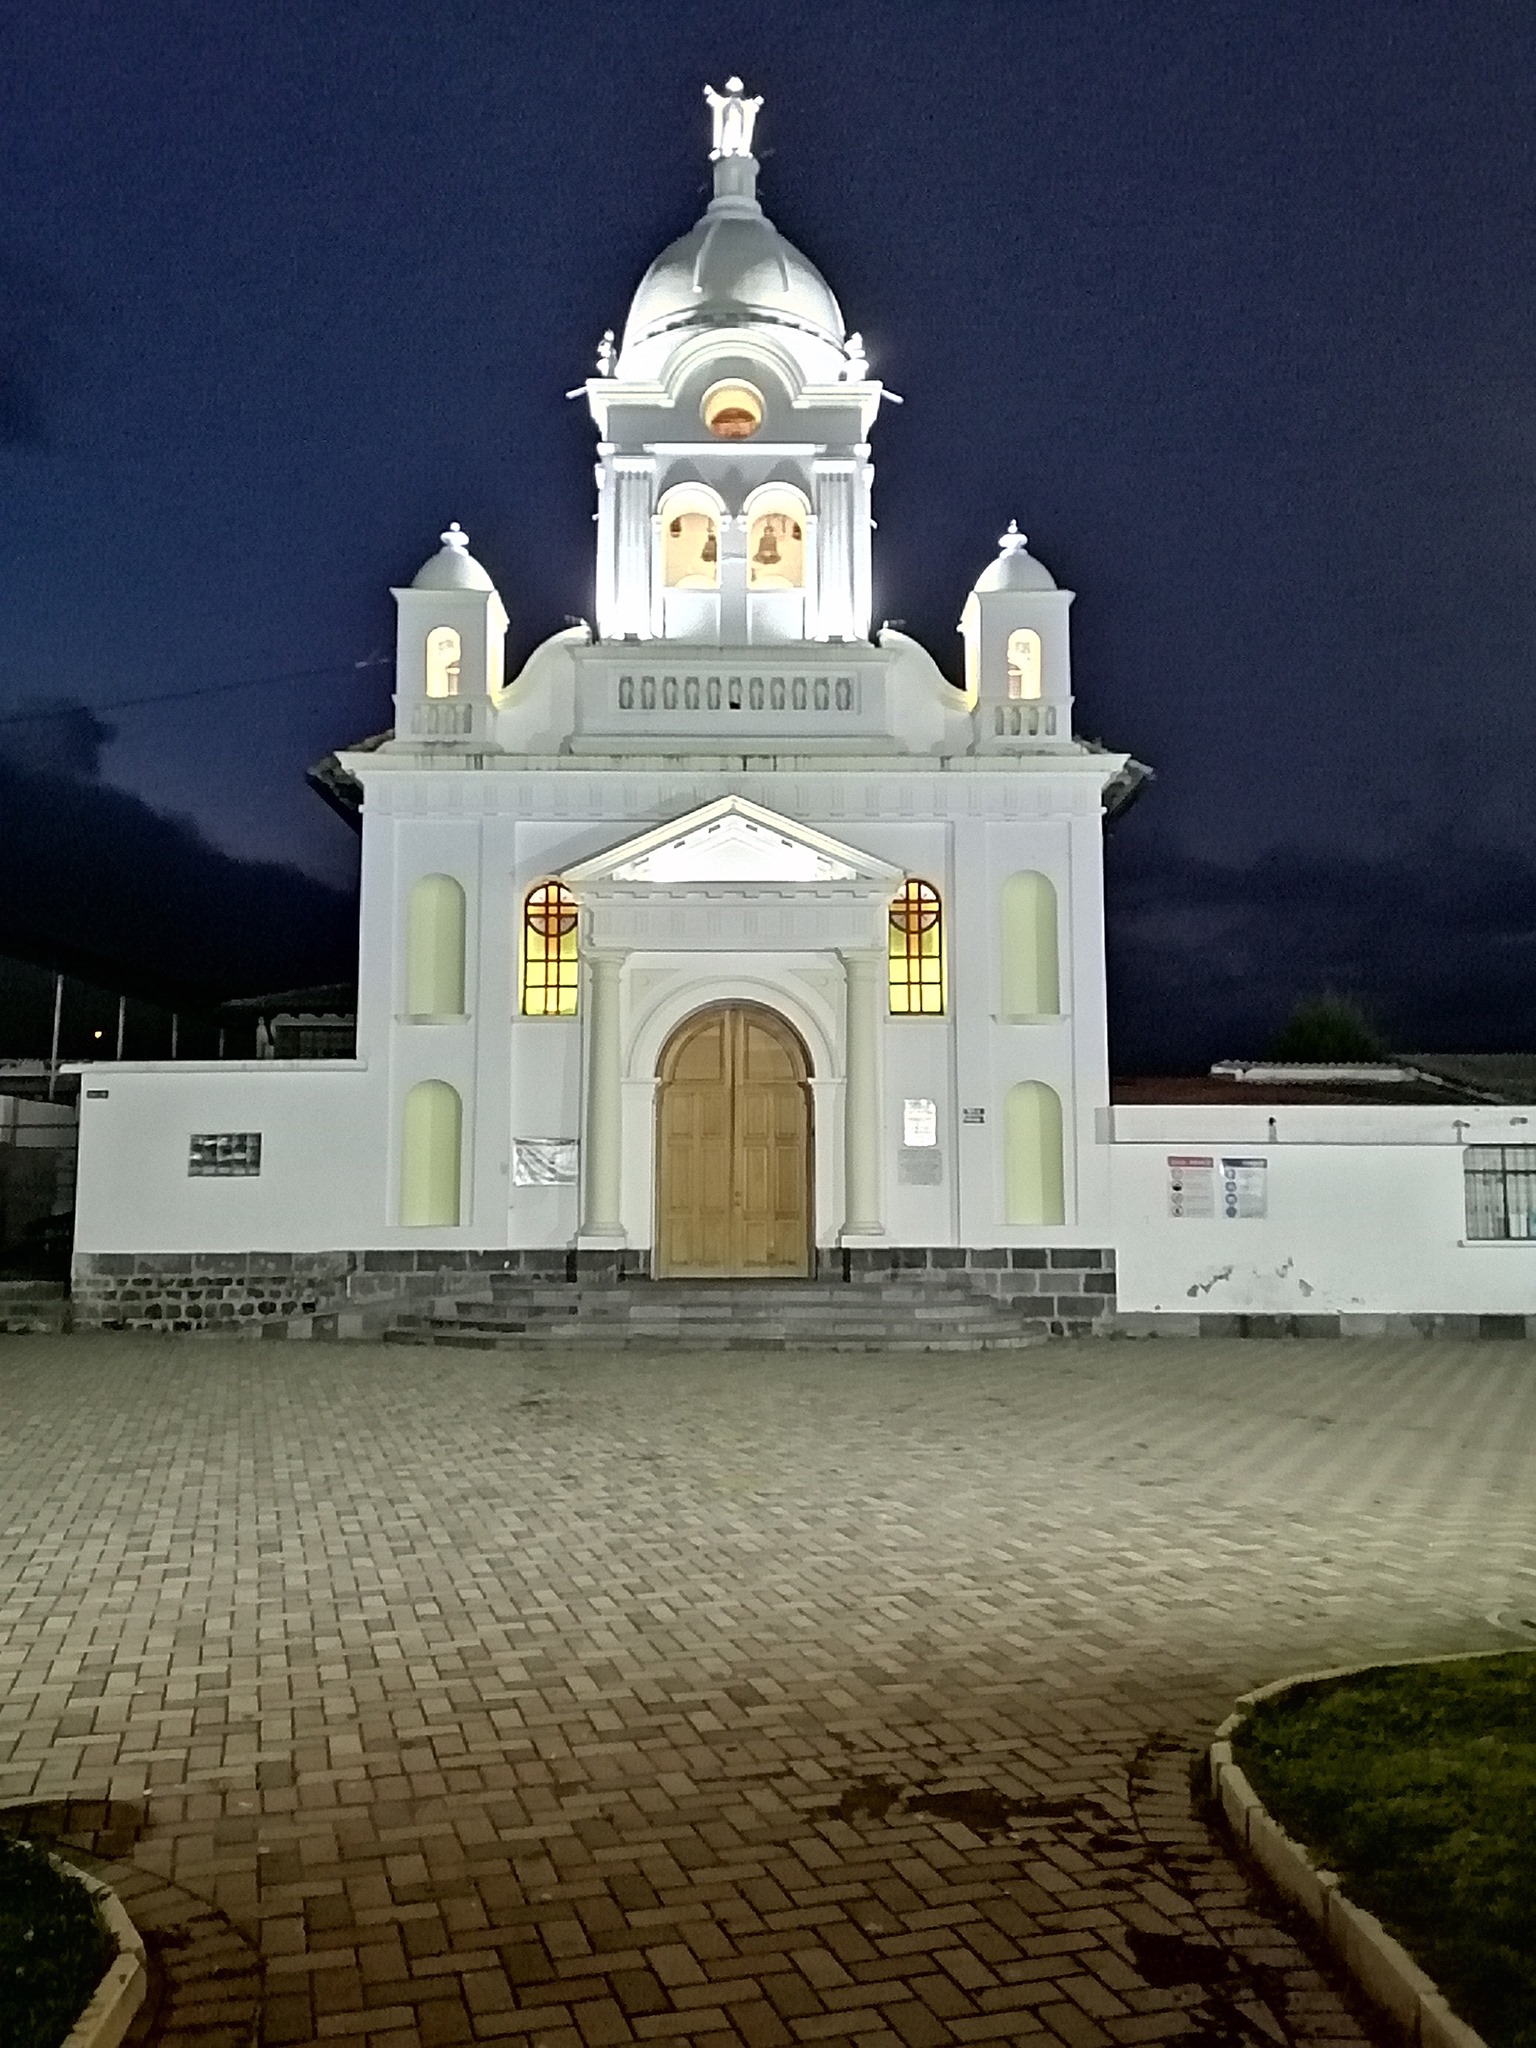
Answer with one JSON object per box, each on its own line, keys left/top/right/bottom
{"left": 889, "top": 880, "right": 945, "bottom": 1015}
{"left": 1464, "top": 1146, "right": 1536, "bottom": 1240}
{"left": 521, "top": 882, "right": 578, "bottom": 1017}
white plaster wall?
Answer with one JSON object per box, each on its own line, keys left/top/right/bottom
{"left": 72, "top": 1064, "right": 384, "bottom": 1253}
{"left": 1110, "top": 1103, "right": 1536, "bottom": 1316}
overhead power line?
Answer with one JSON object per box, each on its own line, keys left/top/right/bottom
{"left": 0, "top": 654, "right": 393, "bottom": 729}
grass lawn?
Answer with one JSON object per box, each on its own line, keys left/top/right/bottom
{"left": 0, "top": 1833, "right": 115, "bottom": 2048}
{"left": 1234, "top": 1650, "right": 1536, "bottom": 2048}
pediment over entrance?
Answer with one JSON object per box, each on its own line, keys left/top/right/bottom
{"left": 561, "top": 796, "right": 903, "bottom": 888}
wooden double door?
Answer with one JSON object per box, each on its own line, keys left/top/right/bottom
{"left": 655, "top": 1004, "right": 813, "bottom": 1278}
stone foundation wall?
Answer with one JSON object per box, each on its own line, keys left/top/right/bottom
{"left": 72, "top": 1245, "right": 1119, "bottom": 1340}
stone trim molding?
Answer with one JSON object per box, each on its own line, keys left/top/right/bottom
{"left": 1208, "top": 1653, "right": 1513, "bottom": 2048}
{"left": 49, "top": 1852, "right": 147, "bottom": 2048}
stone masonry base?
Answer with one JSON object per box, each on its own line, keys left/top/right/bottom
{"left": 70, "top": 1246, "right": 1118, "bottom": 1342}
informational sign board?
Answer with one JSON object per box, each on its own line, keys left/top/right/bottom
{"left": 1167, "top": 1155, "right": 1215, "bottom": 1218}
{"left": 1221, "top": 1156, "right": 1268, "bottom": 1219}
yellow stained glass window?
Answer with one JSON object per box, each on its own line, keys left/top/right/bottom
{"left": 889, "top": 880, "right": 945, "bottom": 1015}
{"left": 521, "top": 882, "right": 578, "bottom": 1016}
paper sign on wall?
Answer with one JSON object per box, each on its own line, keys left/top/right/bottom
{"left": 1221, "top": 1156, "right": 1268, "bottom": 1219}
{"left": 1167, "top": 1156, "right": 1215, "bottom": 1218}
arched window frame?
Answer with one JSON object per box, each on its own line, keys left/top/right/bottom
{"left": 1004, "top": 1080, "right": 1066, "bottom": 1226}
{"left": 520, "top": 882, "right": 579, "bottom": 1017}
{"left": 1006, "top": 628, "right": 1042, "bottom": 701}
{"left": 400, "top": 1079, "right": 463, "bottom": 1227}
{"left": 425, "top": 626, "right": 462, "bottom": 699}
{"left": 888, "top": 880, "right": 946, "bottom": 1015}
{"left": 657, "top": 484, "right": 724, "bottom": 591}
{"left": 1000, "top": 871, "right": 1060, "bottom": 1019}
{"left": 405, "top": 873, "right": 467, "bottom": 1020}
{"left": 743, "top": 483, "right": 810, "bottom": 592}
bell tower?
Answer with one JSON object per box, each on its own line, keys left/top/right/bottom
{"left": 581, "top": 81, "right": 888, "bottom": 649}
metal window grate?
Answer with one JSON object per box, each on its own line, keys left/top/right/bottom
{"left": 1464, "top": 1146, "right": 1536, "bottom": 1239}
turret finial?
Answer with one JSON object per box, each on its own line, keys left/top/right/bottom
{"left": 440, "top": 521, "right": 470, "bottom": 552}
{"left": 705, "top": 77, "right": 762, "bottom": 160}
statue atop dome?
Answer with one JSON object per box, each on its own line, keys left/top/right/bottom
{"left": 704, "top": 77, "right": 762, "bottom": 160}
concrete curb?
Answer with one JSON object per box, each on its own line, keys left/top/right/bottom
{"left": 1209, "top": 1651, "right": 1516, "bottom": 2048}
{"left": 48, "top": 1852, "right": 147, "bottom": 2048}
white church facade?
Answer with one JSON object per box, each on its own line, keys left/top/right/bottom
{"left": 69, "top": 84, "right": 1536, "bottom": 1340}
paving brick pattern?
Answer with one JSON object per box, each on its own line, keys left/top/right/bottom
{"left": 3, "top": 1335, "right": 1534, "bottom": 2047}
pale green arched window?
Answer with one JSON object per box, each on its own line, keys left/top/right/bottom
{"left": 1000, "top": 872, "right": 1059, "bottom": 1018}
{"left": 405, "top": 874, "right": 466, "bottom": 1018}
{"left": 400, "top": 1080, "right": 462, "bottom": 1226}
{"left": 1004, "top": 1080, "right": 1065, "bottom": 1225}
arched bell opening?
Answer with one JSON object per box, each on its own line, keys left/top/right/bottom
{"left": 654, "top": 1002, "right": 813, "bottom": 1278}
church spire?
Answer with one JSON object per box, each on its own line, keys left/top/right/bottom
{"left": 704, "top": 77, "right": 762, "bottom": 209}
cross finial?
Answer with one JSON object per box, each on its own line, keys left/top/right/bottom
{"left": 440, "top": 522, "right": 470, "bottom": 551}
{"left": 704, "top": 77, "right": 762, "bottom": 160}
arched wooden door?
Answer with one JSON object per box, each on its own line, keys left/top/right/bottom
{"left": 655, "top": 1004, "right": 813, "bottom": 1278}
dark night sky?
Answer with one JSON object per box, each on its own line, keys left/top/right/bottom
{"left": 3, "top": 1, "right": 1534, "bottom": 1066}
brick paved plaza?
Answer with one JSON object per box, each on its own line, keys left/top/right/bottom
{"left": 2, "top": 1336, "right": 1534, "bottom": 2048}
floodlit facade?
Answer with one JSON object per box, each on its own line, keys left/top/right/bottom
{"left": 73, "top": 81, "right": 1136, "bottom": 1302}
{"left": 72, "top": 82, "right": 1536, "bottom": 1337}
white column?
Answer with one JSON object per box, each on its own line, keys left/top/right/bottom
{"left": 813, "top": 460, "right": 857, "bottom": 640}
{"left": 839, "top": 948, "right": 884, "bottom": 1239}
{"left": 580, "top": 951, "right": 626, "bottom": 1243}
{"left": 611, "top": 460, "right": 653, "bottom": 639}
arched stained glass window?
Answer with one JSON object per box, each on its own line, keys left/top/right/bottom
{"left": 888, "top": 880, "right": 945, "bottom": 1015}
{"left": 521, "top": 882, "right": 579, "bottom": 1016}
{"left": 425, "top": 626, "right": 461, "bottom": 699}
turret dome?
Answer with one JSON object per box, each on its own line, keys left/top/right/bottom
{"left": 971, "top": 522, "right": 1057, "bottom": 594}
{"left": 411, "top": 522, "right": 496, "bottom": 593}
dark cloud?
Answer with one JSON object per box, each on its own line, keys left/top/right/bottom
{"left": 0, "top": 757, "right": 356, "bottom": 1004}
{"left": 1107, "top": 833, "right": 1536, "bottom": 1072}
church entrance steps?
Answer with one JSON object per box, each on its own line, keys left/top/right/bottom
{"left": 383, "top": 1276, "right": 1074, "bottom": 1351}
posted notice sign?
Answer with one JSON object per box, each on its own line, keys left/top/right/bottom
{"left": 1168, "top": 1155, "right": 1269, "bottom": 1219}
{"left": 1221, "top": 1156, "right": 1268, "bottom": 1219}
{"left": 1167, "top": 1156, "right": 1214, "bottom": 1218}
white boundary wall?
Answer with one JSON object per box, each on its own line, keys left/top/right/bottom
{"left": 1109, "top": 1101, "right": 1536, "bottom": 1319}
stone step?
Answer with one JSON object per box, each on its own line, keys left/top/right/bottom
{"left": 384, "top": 1323, "right": 1044, "bottom": 1353}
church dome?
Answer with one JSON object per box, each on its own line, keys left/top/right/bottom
{"left": 972, "top": 523, "right": 1057, "bottom": 594}
{"left": 613, "top": 80, "right": 849, "bottom": 383}
{"left": 621, "top": 209, "right": 845, "bottom": 362}
{"left": 411, "top": 522, "right": 496, "bottom": 593}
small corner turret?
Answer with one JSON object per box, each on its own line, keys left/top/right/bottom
{"left": 960, "top": 523, "right": 1076, "bottom": 750}
{"left": 390, "top": 524, "right": 508, "bottom": 747}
